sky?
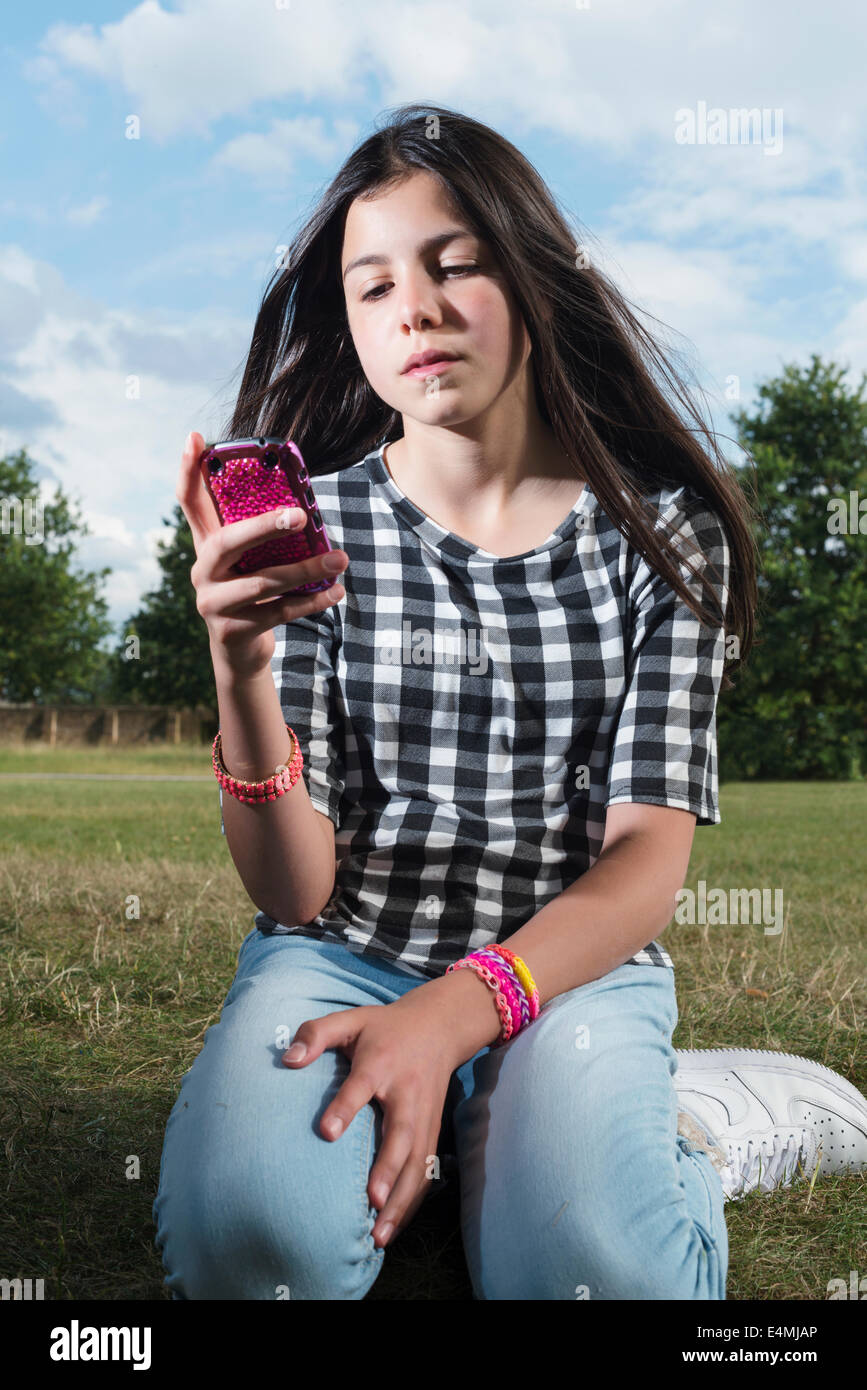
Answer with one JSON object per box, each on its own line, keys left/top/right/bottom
{"left": 2, "top": 0, "right": 866, "bottom": 636}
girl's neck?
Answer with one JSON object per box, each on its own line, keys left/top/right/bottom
{"left": 386, "top": 417, "right": 583, "bottom": 515}
{"left": 382, "top": 423, "right": 586, "bottom": 559}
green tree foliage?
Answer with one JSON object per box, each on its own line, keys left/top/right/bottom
{"left": 106, "top": 502, "right": 216, "bottom": 715}
{"left": 719, "top": 355, "right": 867, "bottom": 780}
{"left": 0, "top": 449, "right": 112, "bottom": 702}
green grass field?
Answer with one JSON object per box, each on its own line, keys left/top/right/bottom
{"left": 0, "top": 745, "right": 864, "bottom": 1300}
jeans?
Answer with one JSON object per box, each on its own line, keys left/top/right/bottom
{"left": 152, "top": 928, "right": 728, "bottom": 1300}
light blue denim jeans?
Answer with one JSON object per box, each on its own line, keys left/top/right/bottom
{"left": 152, "top": 928, "right": 728, "bottom": 1300}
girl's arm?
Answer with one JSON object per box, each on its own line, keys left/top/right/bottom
{"left": 437, "top": 801, "right": 697, "bottom": 1062}
{"left": 214, "top": 653, "right": 337, "bottom": 927}
{"left": 175, "top": 428, "right": 347, "bottom": 928}
{"left": 441, "top": 488, "right": 733, "bottom": 1058}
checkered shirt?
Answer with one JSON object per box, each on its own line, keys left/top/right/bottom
{"left": 218, "top": 442, "right": 730, "bottom": 981}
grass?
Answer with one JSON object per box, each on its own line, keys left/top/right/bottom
{"left": 0, "top": 747, "right": 864, "bottom": 1301}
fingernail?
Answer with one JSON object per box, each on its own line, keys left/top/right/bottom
{"left": 184, "top": 431, "right": 192, "bottom": 452}
{"left": 326, "top": 1116, "right": 344, "bottom": 1138}
{"left": 377, "top": 1222, "right": 393, "bottom": 1245}
{"left": 322, "top": 552, "right": 346, "bottom": 572}
{"left": 284, "top": 1043, "right": 306, "bottom": 1061}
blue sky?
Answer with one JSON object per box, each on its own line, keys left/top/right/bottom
{"left": 2, "top": 0, "right": 865, "bottom": 635}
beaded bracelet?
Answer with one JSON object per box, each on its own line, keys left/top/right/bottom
{"left": 212, "top": 723, "right": 303, "bottom": 804}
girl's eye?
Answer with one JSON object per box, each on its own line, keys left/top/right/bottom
{"left": 360, "top": 263, "right": 479, "bottom": 302}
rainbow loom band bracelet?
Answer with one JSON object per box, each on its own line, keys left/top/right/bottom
{"left": 448, "top": 957, "right": 515, "bottom": 1044}
{"left": 488, "top": 944, "right": 541, "bottom": 1021}
{"left": 493, "top": 947, "right": 540, "bottom": 1020}
{"left": 446, "top": 957, "right": 515, "bottom": 1045}
{"left": 473, "top": 950, "right": 530, "bottom": 1029}
{"left": 213, "top": 724, "right": 303, "bottom": 804}
{"left": 462, "top": 951, "right": 524, "bottom": 1040}
{"left": 474, "top": 954, "right": 526, "bottom": 1037}
{"left": 468, "top": 959, "right": 519, "bottom": 1046}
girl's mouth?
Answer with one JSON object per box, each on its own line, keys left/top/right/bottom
{"left": 404, "top": 358, "right": 460, "bottom": 378}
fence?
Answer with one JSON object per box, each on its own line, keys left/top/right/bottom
{"left": 0, "top": 704, "right": 217, "bottom": 747}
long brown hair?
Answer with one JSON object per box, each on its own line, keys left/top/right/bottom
{"left": 224, "top": 102, "right": 758, "bottom": 687}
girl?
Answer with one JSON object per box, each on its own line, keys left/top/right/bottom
{"left": 154, "top": 104, "right": 867, "bottom": 1300}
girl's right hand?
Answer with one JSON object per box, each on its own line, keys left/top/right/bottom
{"left": 176, "top": 431, "right": 348, "bottom": 682}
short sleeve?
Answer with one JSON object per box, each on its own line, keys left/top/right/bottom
{"left": 270, "top": 604, "right": 346, "bottom": 827}
{"left": 604, "top": 490, "right": 730, "bottom": 827}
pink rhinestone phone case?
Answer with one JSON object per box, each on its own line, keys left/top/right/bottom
{"left": 201, "top": 437, "right": 335, "bottom": 594}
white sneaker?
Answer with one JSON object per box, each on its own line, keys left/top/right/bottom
{"left": 672, "top": 1048, "right": 867, "bottom": 1202}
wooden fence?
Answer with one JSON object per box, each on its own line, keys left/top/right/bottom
{"left": 0, "top": 704, "right": 217, "bottom": 747}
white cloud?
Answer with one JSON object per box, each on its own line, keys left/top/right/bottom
{"left": 21, "top": 51, "right": 88, "bottom": 129}
{"left": 28, "top": 0, "right": 867, "bottom": 152}
{"left": 67, "top": 195, "right": 110, "bottom": 227}
{"left": 33, "top": 0, "right": 364, "bottom": 143}
{"left": 210, "top": 115, "right": 361, "bottom": 186}
{"left": 0, "top": 245, "right": 248, "bottom": 627}
{"left": 25, "top": 0, "right": 867, "bottom": 292}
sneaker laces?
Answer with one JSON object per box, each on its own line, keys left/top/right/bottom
{"left": 720, "top": 1128, "right": 818, "bottom": 1200}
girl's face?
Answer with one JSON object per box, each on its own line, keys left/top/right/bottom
{"left": 341, "top": 170, "right": 531, "bottom": 429}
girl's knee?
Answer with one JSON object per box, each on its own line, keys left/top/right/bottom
{"left": 570, "top": 1223, "right": 726, "bottom": 1300}
{"left": 472, "top": 1208, "right": 725, "bottom": 1300}
{"left": 153, "top": 1075, "right": 386, "bottom": 1299}
{"left": 155, "top": 1173, "right": 384, "bottom": 1300}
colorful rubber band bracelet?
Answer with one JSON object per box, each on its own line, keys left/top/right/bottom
{"left": 487, "top": 944, "right": 541, "bottom": 1020}
{"left": 473, "top": 949, "right": 530, "bottom": 1029}
{"left": 445, "top": 956, "right": 516, "bottom": 1045}
{"left": 467, "top": 952, "right": 525, "bottom": 1038}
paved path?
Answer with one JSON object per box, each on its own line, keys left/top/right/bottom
{"left": 0, "top": 772, "right": 213, "bottom": 782}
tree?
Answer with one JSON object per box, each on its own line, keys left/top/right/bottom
{"left": 106, "top": 502, "right": 216, "bottom": 714}
{"left": 0, "top": 448, "right": 113, "bottom": 702}
{"left": 718, "top": 355, "right": 867, "bottom": 780}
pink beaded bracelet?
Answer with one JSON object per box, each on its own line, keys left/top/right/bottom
{"left": 213, "top": 723, "right": 303, "bottom": 804}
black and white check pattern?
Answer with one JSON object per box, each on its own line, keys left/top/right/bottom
{"left": 221, "top": 442, "right": 729, "bottom": 981}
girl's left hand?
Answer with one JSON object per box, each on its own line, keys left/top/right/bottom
{"left": 281, "top": 986, "right": 468, "bottom": 1247}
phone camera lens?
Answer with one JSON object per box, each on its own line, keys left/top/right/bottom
{"left": 207, "top": 456, "right": 223, "bottom": 474}
{"left": 262, "top": 451, "right": 278, "bottom": 469}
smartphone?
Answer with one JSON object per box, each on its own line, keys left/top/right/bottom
{"left": 200, "top": 437, "right": 335, "bottom": 594}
